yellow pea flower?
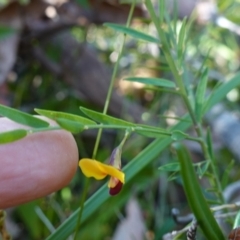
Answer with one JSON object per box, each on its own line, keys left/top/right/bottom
{"left": 79, "top": 147, "right": 125, "bottom": 195}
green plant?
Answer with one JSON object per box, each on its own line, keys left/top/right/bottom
{"left": 2, "top": 0, "right": 240, "bottom": 239}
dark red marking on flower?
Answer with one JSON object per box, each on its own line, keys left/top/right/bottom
{"left": 109, "top": 181, "right": 123, "bottom": 196}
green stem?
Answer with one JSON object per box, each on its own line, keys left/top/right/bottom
{"left": 74, "top": 1, "right": 136, "bottom": 238}
{"left": 28, "top": 126, "right": 61, "bottom": 133}
{"left": 27, "top": 124, "right": 203, "bottom": 144}
{"left": 145, "top": 0, "right": 224, "bottom": 204}
{"left": 118, "top": 130, "right": 131, "bottom": 148}
{"left": 201, "top": 138, "right": 224, "bottom": 202}
{"left": 92, "top": 0, "right": 135, "bottom": 158}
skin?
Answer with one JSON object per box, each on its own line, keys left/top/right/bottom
{"left": 0, "top": 117, "right": 79, "bottom": 209}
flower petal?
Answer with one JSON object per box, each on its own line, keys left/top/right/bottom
{"left": 109, "top": 147, "right": 122, "bottom": 168}
{"left": 109, "top": 181, "right": 123, "bottom": 196}
{"left": 79, "top": 159, "right": 108, "bottom": 180}
{"left": 100, "top": 164, "right": 125, "bottom": 184}
{"left": 108, "top": 176, "right": 119, "bottom": 188}
{"left": 79, "top": 159, "right": 125, "bottom": 183}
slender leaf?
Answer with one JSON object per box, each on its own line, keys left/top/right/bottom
{"left": 177, "top": 17, "right": 187, "bottom": 65}
{"left": 206, "top": 188, "right": 220, "bottom": 193}
{"left": 171, "top": 130, "right": 188, "bottom": 141}
{"left": 17, "top": 201, "right": 42, "bottom": 239}
{"left": 167, "top": 172, "right": 179, "bottom": 181}
{"left": 135, "top": 129, "right": 168, "bottom": 138}
{"left": 221, "top": 159, "right": 234, "bottom": 189}
{"left": 206, "top": 127, "right": 214, "bottom": 160}
{"left": 159, "top": 161, "right": 209, "bottom": 175}
{"left": 204, "top": 72, "right": 240, "bottom": 113}
{"left": 233, "top": 211, "right": 240, "bottom": 229}
{"left": 0, "top": 129, "right": 27, "bottom": 144}
{"left": 35, "top": 109, "right": 96, "bottom": 125}
{"left": 158, "top": 162, "right": 180, "bottom": 172}
{"left": 197, "top": 161, "right": 210, "bottom": 179}
{"left": 56, "top": 119, "right": 85, "bottom": 134}
{"left": 80, "top": 107, "right": 136, "bottom": 127}
{"left": 195, "top": 67, "right": 208, "bottom": 120}
{"left": 206, "top": 199, "right": 222, "bottom": 205}
{"left": 135, "top": 124, "right": 170, "bottom": 138}
{"left": 174, "top": 143, "right": 225, "bottom": 240}
{"left": 0, "top": 104, "right": 49, "bottom": 128}
{"left": 125, "top": 77, "right": 176, "bottom": 88}
{"left": 104, "top": 23, "right": 159, "bottom": 43}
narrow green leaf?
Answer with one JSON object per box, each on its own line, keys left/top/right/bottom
{"left": 104, "top": 23, "right": 159, "bottom": 43}
{"left": 203, "top": 172, "right": 215, "bottom": 179}
{"left": 0, "top": 129, "right": 27, "bottom": 144}
{"left": 0, "top": 105, "right": 49, "bottom": 128}
{"left": 195, "top": 48, "right": 212, "bottom": 80}
{"left": 177, "top": 17, "right": 187, "bottom": 64}
{"left": 80, "top": 107, "right": 135, "bottom": 127}
{"left": 167, "top": 172, "right": 178, "bottom": 181}
{"left": 221, "top": 159, "right": 234, "bottom": 189}
{"left": 158, "top": 162, "right": 180, "bottom": 172}
{"left": 205, "top": 188, "right": 219, "bottom": 193}
{"left": 135, "top": 129, "right": 168, "bottom": 138}
{"left": 171, "top": 130, "right": 188, "bottom": 141}
{"left": 233, "top": 211, "right": 240, "bottom": 229}
{"left": 197, "top": 161, "right": 210, "bottom": 179}
{"left": 204, "top": 72, "right": 240, "bottom": 113}
{"left": 56, "top": 119, "right": 85, "bottom": 134}
{"left": 206, "top": 128, "right": 214, "bottom": 160}
{"left": 135, "top": 124, "right": 170, "bottom": 138}
{"left": 178, "top": 18, "right": 187, "bottom": 50}
{"left": 195, "top": 67, "right": 208, "bottom": 120}
{"left": 164, "top": 12, "right": 177, "bottom": 50}
{"left": 174, "top": 143, "right": 225, "bottom": 240}
{"left": 35, "top": 109, "right": 96, "bottom": 125}
{"left": 17, "top": 201, "right": 42, "bottom": 239}
{"left": 159, "top": 0, "right": 164, "bottom": 24}
{"left": 125, "top": 77, "right": 176, "bottom": 88}
{"left": 160, "top": 161, "right": 209, "bottom": 175}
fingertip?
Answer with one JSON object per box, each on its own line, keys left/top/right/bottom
{"left": 0, "top": 118, "right": 79, "bottom": 208}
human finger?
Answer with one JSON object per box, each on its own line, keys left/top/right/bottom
{"left": 0, "top": 117, "right": 78, "bottom": 208}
